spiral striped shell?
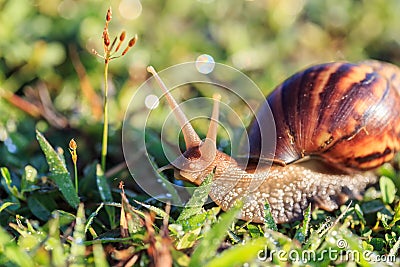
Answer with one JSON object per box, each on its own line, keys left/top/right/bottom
{"left": 248, "top": 61, "right": 400, "bottom": 172}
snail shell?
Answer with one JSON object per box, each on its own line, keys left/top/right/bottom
{"left": 248, "top": 61, "right": 400, "bottom": 171}
{"left": 148, "top": 60, "right": 400, "bottom": 223}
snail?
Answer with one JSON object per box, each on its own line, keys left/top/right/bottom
{"left": 146, "top": 60, "right": 400, "bottom": 224}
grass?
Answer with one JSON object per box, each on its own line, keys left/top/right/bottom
{"left": 1, "top": 134, "right": 399, "bottom": 266}
{"left": 1, "top": 3, "right": 400, "bottom": 267}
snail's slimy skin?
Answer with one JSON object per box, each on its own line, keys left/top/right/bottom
{"left": 210, "top": 159, "right": 376, "bottom": 224}
{"left": 176, "top": 150, "right": 376, "bottom": 223}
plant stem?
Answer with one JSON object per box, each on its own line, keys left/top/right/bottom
{"left": 101, "top": 61, "right": 109, "bottom": 171}
{"left": 74, "top": 163, "right": 78, "bottom": 194}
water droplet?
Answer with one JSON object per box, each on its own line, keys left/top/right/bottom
{"left": 174, "top": 180, "right": 184, "bottom": 186}
{"left": 145, "top": 94, "right": 159, "bottom": 109}
{"left": 4, "top": 138, "right": 17, "bottom": 153}
{"left": 195, "top": 54, "right": 215, "bottom": 74}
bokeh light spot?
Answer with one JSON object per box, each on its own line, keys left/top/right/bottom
{"left": 145, "top": 94, "right": 160, "bottom": 110}
{"left": 57, "top": 0, "right": 78, "bottom": 19}
{"left": 119, "top": 0, "right": 143, "bottom": 20}
{"left": 195, "top": 54, "right": 215, "bottom": 74}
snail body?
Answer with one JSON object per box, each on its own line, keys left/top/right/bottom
{"left": 147, "top": 60, "right": 400, "bottom": 224}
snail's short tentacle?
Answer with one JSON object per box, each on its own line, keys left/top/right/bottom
{"left": 199, "top": 94, "right": 221, "bottom": 162}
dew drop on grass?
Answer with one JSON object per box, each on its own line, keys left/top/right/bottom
{"left": 4, "top": 138, "right": 17, "bottom": 153}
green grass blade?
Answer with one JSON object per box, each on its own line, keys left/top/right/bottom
{"left": 380, "top": 176, "right": 396, "bottom": 204}
{"left": 93, "top": 241, "right": 109, "bottom": 267}
{"left": 294, "top": 204, "right": 311, "bottom": 243}
{"left": 189, "top": 202, "right": 242, "bottom": 267}
{"left": 1, "top": 167, "right": 22, "bottom": 199}
{"left": 27, "top": 194, "right": 54, "bottom": 220}
{"left": 0, "top": 226, "right": 34, "bottom": 267}
{"left": 177, "top": 173, "right": 213, "bottom": 222}
{"left": 205, "top": 237, "right": 266, "bottom": 267}
{"left": 69, "top": 203, "right": 86, "bottom": 267}
{"left": 96, "top": 164, "right": 115, "bottom": 228}
{"left": 389, "top": 201, "right": 400, "bottom": 227}
{"left": 36, "top": 130, "right": 79, "bottom": 208}
{"left": 0, "top": 202, "right": 17, "bottom": 213}
{"left": 47, "top": 211, "right": 67, "bottom": 267}
{"left": 132, "top": 199, "right": 172, "bottom": 221}
{"left": 263, "top": 200, "right": 277, "bottom": 231}
{"left": 85, "top": 203, "right": 104, "bottom": 234}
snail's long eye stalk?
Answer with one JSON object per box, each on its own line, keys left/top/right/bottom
{"left": 147, "top": 66, "right": 202, "bottom": 149}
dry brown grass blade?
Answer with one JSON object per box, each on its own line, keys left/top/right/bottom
{"left": 0, "top": 88, "right": 41, "bottom": 118}
{"left": 119, "top": 182, "right": 130, "bottom": 238}
{"left": 144, "top": 207, "right": 173, "bottom": 267}
{"left": 36, "top": 83, "right": 69, "bottom": 128}
{"left": 1, "top": 84, "right": 68, "bottom": 128}
{"left": 69, "top": 44, "right": 103, "bottom": 120}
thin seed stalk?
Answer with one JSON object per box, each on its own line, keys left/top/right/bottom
{"left": 101, "top": 61, "right": 109, "bottom": 171}
{"left": 74, "top": 163, "right": 78, "bottom": 194}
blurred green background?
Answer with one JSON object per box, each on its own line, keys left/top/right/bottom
{"left": 1, "top": 0, "right": 400, "bottom": 172}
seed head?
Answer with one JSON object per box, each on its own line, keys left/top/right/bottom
{"left": 106, "top": 7, "right": 112, "bottom": 22}
{"left": 120, "top": 31, "right": 126, "bottom": 42}
{"left": 122, "top": 34, "right": 138, "bottom": 56}
{"left": 69, "top": 139, "right": 77, "bottom": 150}
{"left": 103, "top": 29, "right": 110, "bottom": 47}
{"left": 128, "top": 34, "right": 138, "bottom": 47}
{"left": 69, "top": 139, "right": 78, "bottom": 164}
